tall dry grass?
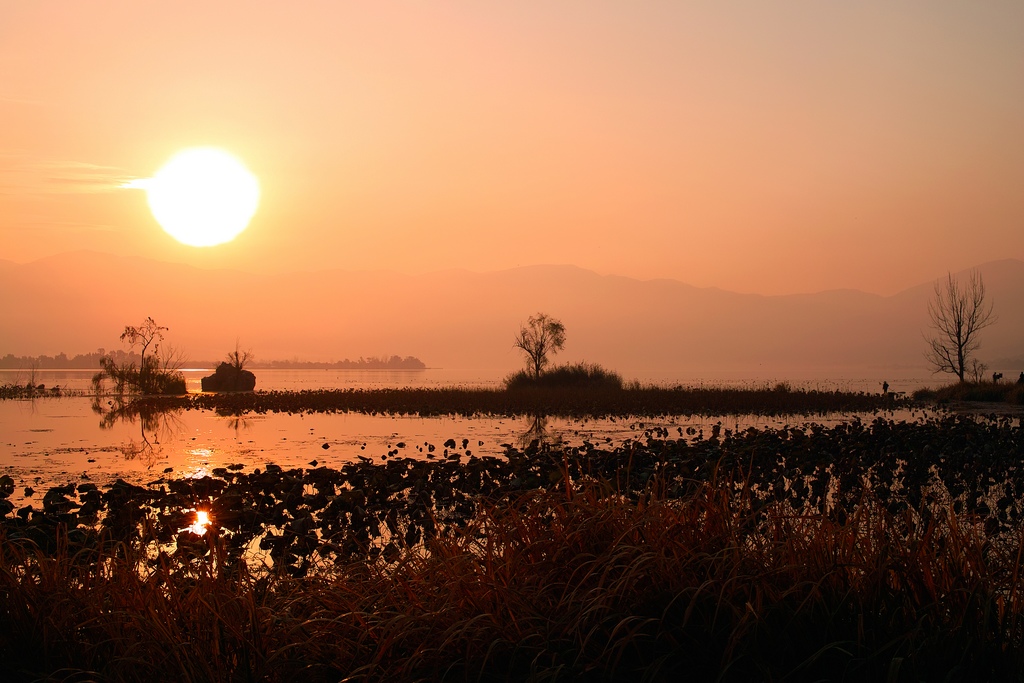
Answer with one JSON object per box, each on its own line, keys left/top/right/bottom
{"left": 914, "top": 380, "right": 1024, "bottom": 405}
{"left": 2, "top": 479, "right": 1022, "bottom": 682}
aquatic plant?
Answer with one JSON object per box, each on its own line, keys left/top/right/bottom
{"left": 504, "top": 362, "right": 624, "bottom": 391}
{"left": 0, "top": 382, "right": 66, "bottom": 399}
{"left": 125, "top": 384, "right": 899, "bottom": 418}
{"left": 6, "top": 414, "right": 1024, "bottom": 569}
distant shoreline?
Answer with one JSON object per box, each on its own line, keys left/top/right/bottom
{"left": 0, "top": 353, "right": 427, "bottom": 371}
{"left": 0, "top": 366, "right": 435, "bottom": 370}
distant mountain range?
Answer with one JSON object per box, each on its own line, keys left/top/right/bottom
{"left": 2, "top": 251, "right": 1023, "bottom": 380}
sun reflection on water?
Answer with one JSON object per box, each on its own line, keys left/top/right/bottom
{"left": 185, "top": 509, "right": 211, "bottom": 536}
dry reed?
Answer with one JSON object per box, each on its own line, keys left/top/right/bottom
{"left": 2, "top": 479, "right": 1021, "bottom": 682}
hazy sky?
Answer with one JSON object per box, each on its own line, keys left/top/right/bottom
{"left": 1, "top": 1, "right": 1022, "bottom": 295}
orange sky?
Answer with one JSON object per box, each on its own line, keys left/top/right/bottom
{"left": 1, "top": 1, "right": 1022, "bottom": 296}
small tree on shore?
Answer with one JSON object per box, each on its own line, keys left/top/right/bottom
{"left": 924, "top": 270, "right": 995, "bottom": 383}
{"left": 227, "top": 341, "right": 253, "bottom": 373}
{"left": 93, "top": 317, "right": 185, "bottom": 395}
{"left": 120, "top": 317, "right": 168, "bottom": 394}
{"left": 514, "top": 313, "right": 566, "bottom": 380}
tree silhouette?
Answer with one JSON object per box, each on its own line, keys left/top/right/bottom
{"left": 120, "top": 317, "right": 168, "bottom": 394}
{"left": 924, "top": 270, "right": 995, "bottom": 382}
{"left": 93, "top": 318, "right": 184, "bottom": 395}
{"left": 514, "top": 313, "right": 566, "bottom": 380}
{"left": 226, "top": 340, "right": 253, "bottom": 373}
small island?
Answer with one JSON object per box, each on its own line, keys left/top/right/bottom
{"left": 200, "top": 362, "right": 257, "bottom": 392}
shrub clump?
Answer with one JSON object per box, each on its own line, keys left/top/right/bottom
{"left": 0, "top": 382, "right": 65, "bottom": 399}
{"left": 504, "top": 362, "right": 623, "bottom": 390}
{"left": 914, "top": 380, "right": 1024, "bottom": 404}
{"left": 92, "top": 355, "right": 186, "bottom": 395}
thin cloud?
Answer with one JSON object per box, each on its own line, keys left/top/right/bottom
{"left": 0, "top": 156, "right": 142, "bottom": 195}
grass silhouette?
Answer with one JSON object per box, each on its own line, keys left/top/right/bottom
{"left": 127, "top": 384, "right": 901, "bottom": 418}
{"left": 914, "top": 380, "right": 1024, "bottom": 405}
{"left": 504, "top": 361, "right": 624, "bottom": 390}
{"left": 2, "top": 480, "right": 1021, "bottom": 682}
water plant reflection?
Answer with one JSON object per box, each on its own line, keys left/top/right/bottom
{"left": 92, "top": 396, "right": 184, "bottom": 466}
{"left": 214, "top": 405, "right": 252, "bottom": 436}
{"left": 516, "top": 413, "right": 562, "bottom": 450}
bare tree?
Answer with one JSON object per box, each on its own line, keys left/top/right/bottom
{"left": 514, "top": 313, "right": 566, "bottom": 379}
{"left": 226, "top": 340, "right": 253, "bottom": 373}
{"left": 159, "top": 344, "right": 188, "bottom": 373}
{"left": 924, "top": 270, "right": 995, "bottom": 382}
{"left": 967, "top": 358, "right": 990, "bottom": 384}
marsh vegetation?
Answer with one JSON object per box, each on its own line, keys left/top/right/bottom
{"left": 2, "top": 413, "right": 1024, "bottom": 681}
{"left": 0, "top": 381, "right": 67, "bottom": 400}
{"left": 914, "top": 379, "right": 1024, "bottom": 406}
{"left": 152, "top": 383, "right": 897, "bottom": 419}
{"left": 91, "top": 318, "right": 186, "bottom": 396}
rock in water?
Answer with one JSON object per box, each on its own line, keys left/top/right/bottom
{"left": 201, "top": 362, "right": 257, "bottom": 392}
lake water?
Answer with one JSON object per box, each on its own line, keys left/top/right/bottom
{"left": 0, "top": 368, "right": 504, "bottom": 393}
{"left": 0, "top": 368, "right": 933, "bottom": 505}
{"left": 0, "top": 367, "right": 933, "bottom": 394}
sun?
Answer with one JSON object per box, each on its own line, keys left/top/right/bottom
{"left": 140, "top": 148, "right": 260, "bottom": 247}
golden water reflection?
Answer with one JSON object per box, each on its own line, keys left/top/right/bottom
{"left": 184, "top": 510, "right": 211, "bottom": 536}
{"left": 93, "top": 396, "right": 184, "bottom": 467}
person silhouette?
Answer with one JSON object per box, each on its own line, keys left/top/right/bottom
{"left": 882, "top": 381, "right": 889, "bottom": 395}
{"left": 1017, "top": 372, "right": 1024, "bottom": 385}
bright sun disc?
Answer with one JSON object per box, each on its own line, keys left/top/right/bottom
{"left": 145, "top": 148, "right": 259, "bottom": 247}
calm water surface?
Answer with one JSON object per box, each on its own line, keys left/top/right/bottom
{"left": 1, "top": 395, "right": 926, "bottom": 507}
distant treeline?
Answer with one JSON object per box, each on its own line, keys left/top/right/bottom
{"left": 0, "top": 351, "right": 426, "bottom": 371}
{"left": 0, "top": 350, "right": 138, "bottom": 370}
{"left": 249, "top": 356, "right": 427, "bottom": 370}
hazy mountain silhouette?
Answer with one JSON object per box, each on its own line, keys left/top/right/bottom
{"left": 3, "top": 251, "right": 1023, "bottom": 380}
